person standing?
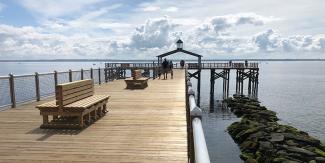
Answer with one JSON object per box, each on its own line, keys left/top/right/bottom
{"left": 180, "top": 60, "right": 185, "bottom": 69}
{"left": 162, "top": 58, "right": 168, "bottom": 79}
{"left": 169, "top": 60, "right": 173, "bottom": 79}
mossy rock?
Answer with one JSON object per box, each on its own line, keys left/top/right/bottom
{"left": 240, "top": 152, "right": 255, "bottom": 161}
{"left": 245, "top": 158, "right": 258, "bottom": 163}
{"left": 240, "top": 140, "right": 258, "bottom": 151}
{"left": 315, "top": 148, "right": 325, "bottom": 157}
{"left": 235, "top": 127, "right": 263, "bottom": 143}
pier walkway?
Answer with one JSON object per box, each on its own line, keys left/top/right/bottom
{"left": 0, "top": 70, "right": 187, "bottom": 163}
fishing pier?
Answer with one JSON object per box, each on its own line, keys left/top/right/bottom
{"left": 0, "top": 40, "right": 259, "bottom": 163}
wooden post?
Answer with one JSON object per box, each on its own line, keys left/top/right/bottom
{"left": 90, "top": 68, "right": 93, "bottom": 79}
{"left": 81, "top": 69, "right": 84, "bottom": 80}
{"left": 227, "top": 69, "right": 230, "bottom": 98}
{"left": 35, "top": 72, "right": 40, "bottom": 101}
{"left": 54, "top": 71, "right": 58, "bottom": 86}
{"left": 248, "top": 70, "right": 251, "bottom": 96}
{"left": 9, "top": 73, "right": 16, "bottom": 108}
{"left": 210, "top": 69, "right": 215, "bottom": 112}
{"left": 69, "top": 69, "right": 72, "bottom": 82}
{"left": 235, "top": 69, "right": 238, "bottom": 95}
{"left": 197, "top": 57, "right": 202, "bottom": 107}
{"left": 98, "top": 68, "right": 101, "bottom": 84}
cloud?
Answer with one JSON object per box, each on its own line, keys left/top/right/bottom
{"left": 138, "top": 3, "right": 178, "bottom": 13}
{"left": 129, "top": 17, "right": 178, "bottom": 49}
{"left": 142, "top": 6, "right": 160, "bottom": 12}
{"left": 0, "top": 13, "right": 324, "bottom": 60}
{"left": 19, "top": 0, "right": 105, "bottom": 17}
{"left": 203, "top": 13, "right": 276, "bottom": 35}
{"left": 0, "top": 24, "right": 123, "bottom": 59}
{"left": 253, "top": 29, "right": 325, "bottom": 53}
{"left": 164, "top": 7, "right": 178, "bottom": 12}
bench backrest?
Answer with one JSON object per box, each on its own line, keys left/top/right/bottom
{"left": 55, "top": 79, "right": 94, "bottom": 107}
{"left": 131, "top": 69, "right": 142, "bottom": 80}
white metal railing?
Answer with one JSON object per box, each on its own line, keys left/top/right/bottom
{"left": 186, "top": 76, "right": 210, "bottom": 163}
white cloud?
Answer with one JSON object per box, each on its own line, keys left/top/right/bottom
{"left": 205, "top": 13, "right": 277, "bottom": 35}
{"left": 164, "top": 7, "right": 178, "bottom": 12}
{"left": 0, "top": 24, "right": 123, "bottom": 59}
{"left": 19, "top": 0, "right": 105, "bottom": 17}
{"left": 129, "top": 16, "right": 178, "bottom": 49}
{"left": 142, "top": 6, "right": 160, "bottom": 12}
{"left": 253, "top": 29, "right": 325, "bottom": 53}
{"left": 0, "top": 12, "right": 324, "bottom": 60}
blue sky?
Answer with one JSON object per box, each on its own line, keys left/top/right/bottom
{"left": 0, "top": 0, "right": 324, "bottom": 59}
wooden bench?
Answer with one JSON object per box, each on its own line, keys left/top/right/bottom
{"left": 124, "top": 69, "right": 149, "bottom": 89}
{"left": 36, "top": 79, "right": 110, "bottom": 129}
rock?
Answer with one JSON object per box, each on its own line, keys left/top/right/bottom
{"left": 235, "top": 126, "right": 263, "bottom": 143}
{"left": 309, "top": 160, "right": 316, "bottom": 163}
{"left": 315, "top": 157, "right": 325, "bottom": 163}
{"left": 240, "top": 152, "right": 255, "bottom": 161}
{"left": 273, "top": 157, "right": 287, "bottom": 162}
{"left": 283, "top": 133, "right": 320, "bottom": 146}
{"left": 315, "top": 148, "right": 325, "bottom": 157}
{"left": 259, "top": 141, "right": 273, "bottom": 151}
{"left": 245, "top": 158, "right": 258, "bottom": 163}
{"left": 285, "top": 140, "right": 299, "bottom": 146}
{"left": 270, "top": 133, "right": 285, "bottom": 142}
{"left": 240, "top": 140, "right": 258, "bottom": 151}
{"left": 283, "top": 161, "right": 302, "bottom": 163}
{"left": 285, "top": 146, "right": 316, "bottom": 157}
{"left": 247, "top": 131, "right": 267, "bottom": 141}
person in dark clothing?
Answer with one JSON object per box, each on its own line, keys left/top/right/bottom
{"left": 180, "top": 60, "right": 185, "bottom": 69}
{"left": 169, "top": 60, "right": 173, "bottom": 79}
{"left": 162, "top": 58, "right": 168, "bottom": 79}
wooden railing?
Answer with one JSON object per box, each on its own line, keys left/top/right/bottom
{"left": 105, "top": 62, "right": 259, "bottom": 69}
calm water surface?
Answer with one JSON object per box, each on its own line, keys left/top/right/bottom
{"left": 1, "top": 61, "right": 325, "bottom": 163}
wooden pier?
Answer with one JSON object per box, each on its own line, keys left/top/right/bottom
{"left": 0, "top": 70, "right": 187, "bottom": 163}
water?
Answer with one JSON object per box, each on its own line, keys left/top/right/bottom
{"left": 1, "top": 61, "right": 325, "bottom": 163}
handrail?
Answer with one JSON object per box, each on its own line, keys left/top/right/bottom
{"left": 186, "top": 74, "right": 210, "bottom": 163}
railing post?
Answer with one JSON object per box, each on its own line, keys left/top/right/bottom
{"left": 90, "top": 68, "right": 93, "bottom": 79}
{"left": 69, "top": 69, "right": 72, "bottom": 82}
{"left": 35, "top": 72, "right": 40, "bottom": 101}
{"left": 81, "top": 69, "right": 84, "bottom": 80}
{"left": 54, "top": 71, "right": 58, "bottom": 86}
{"left": 9, "top": 73, "right": 16, "bottom": 108}
{"left": 98, "top": 68, "right": 101, "bottom": 84}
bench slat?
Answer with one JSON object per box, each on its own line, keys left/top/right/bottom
{"left": 64, "top": 95, "right": 110, "bottom": 109}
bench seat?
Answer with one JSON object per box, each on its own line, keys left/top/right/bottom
{"left": 36, "top": 79, "right": 110, "bottom": 129}
{"left": 125, "top": 77, "right": 148, "bottom": 89}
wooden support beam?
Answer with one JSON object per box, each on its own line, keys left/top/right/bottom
{"left": 9, "top": 73, "right": 16, "bottom": 108}
{"left": 210, "top": 69, "right": 215, "bottom": 112}
{"left": 35, "top": 72, "right": 40, "bottom": 101}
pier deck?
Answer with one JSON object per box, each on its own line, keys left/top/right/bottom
{"left": 0, "top": 70, "right": 187, "bottom": 163}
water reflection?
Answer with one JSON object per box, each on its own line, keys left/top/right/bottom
{"left": 202, "top": 100, "right": 242, "bottom": 163}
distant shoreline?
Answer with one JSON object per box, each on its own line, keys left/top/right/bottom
{"left": 1, "top": 59, "right": 325, "bottom": 62}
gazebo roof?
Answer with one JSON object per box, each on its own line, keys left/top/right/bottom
{"left": 176, "top": 39, "right": 183, "bottom": 43}
{"left": 157, "top": 49, "right": 202, "bottom": 58}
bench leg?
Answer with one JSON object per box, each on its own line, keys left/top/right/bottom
{"left": 53, "top": 115, "right": 58, "bottom": 120}
{"left": 79, "top": 115, "right": 84, "bottom": 128}
{"left": 87, "top": 113, "right": 91, "bottom": 125}
{"left": 43, "top": 115, "right": 49, "bottom": 124}
{"left": 103, "top": 104, "right": 108, "bottom": 114}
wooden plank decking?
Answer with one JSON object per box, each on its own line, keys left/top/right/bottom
{"left": 0, "top": 70, "right": 187, "bottom": 163}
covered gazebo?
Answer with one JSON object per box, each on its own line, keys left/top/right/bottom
{"left": 156, "top": 39, "right": 202, "bottom": 105}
